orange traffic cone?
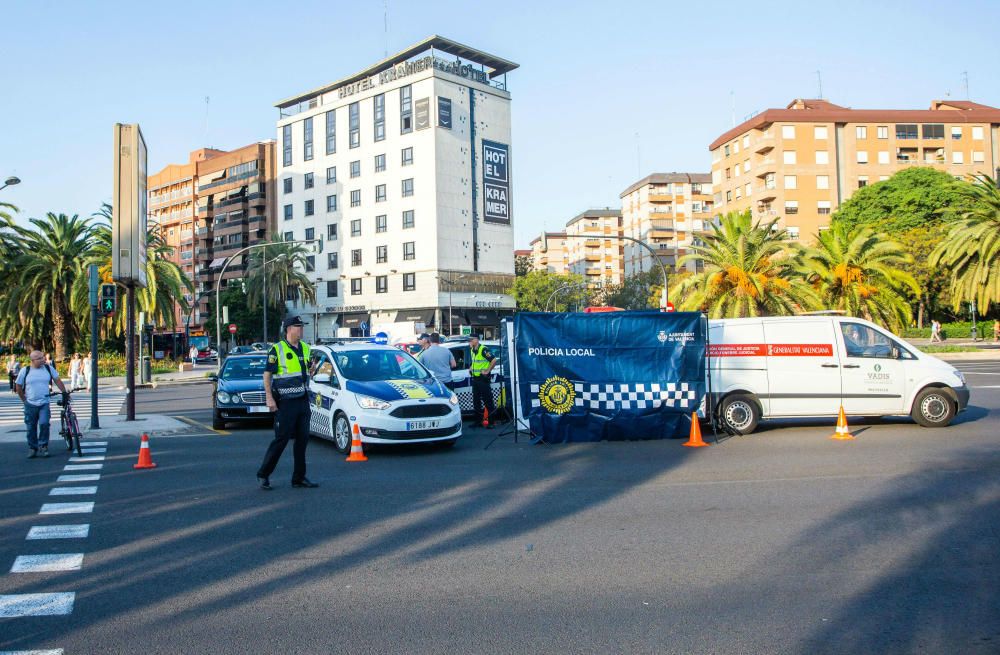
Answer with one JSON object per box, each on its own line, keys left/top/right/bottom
{"left": 829, "top": 406, "right": 855, "bottom": 440}
{"left": 683, "top": 412, "right": 709, "bottom": 447}
{"left": 481, "top": 407, "right": 489, "bottom": 428}
{"left": 346, "top": 423, "right": 368, "bottom": 462}
{"left": 133, "top": 433, "right": 157, "bottom": 469}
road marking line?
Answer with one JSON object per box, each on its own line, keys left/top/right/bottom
{"left": 971, "top": 385, "right": 1000, "bottom": 389}
{"left": 177, "top": 415, "right": 230, "bottom": 435}
{"left": 68, "top": 456, "right": 104, "bottom": 463}
{"left": 80, "top": 448, "right": 106, "bottom": 454}
{"left": 56, "top": 474, "right": 100, "bottom": 482}
{"left": 961, "top": 371, "right": 1000, "bottom": 375}
{"left": 26, "top": 525, "right": 89, "bottom": 540}
{"left": 82, "top": 441, "right": 108, "bottom": 445}
{"left": 0, "top": 593, "right": 75, "bottom": 616}
{"left": 11, "top": 554, "right": 84, "bottom": 573}
{"left": 0, "top": 649, "right": 65, "bottom": 654}
{"left": 39, "top": 502, "right": 94, "bottom": 515}
{"left": 49, "top": 487, "right": 98, "bottom": 496}
{"left": 63, "top": 463, "right": 103, "bottom": 471}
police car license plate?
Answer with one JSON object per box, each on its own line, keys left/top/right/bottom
{"left": 248, "top": 406, "right": 270, "bottom": 413}
{"left": 407, "top": 420, "right": 439, "bottom": 430}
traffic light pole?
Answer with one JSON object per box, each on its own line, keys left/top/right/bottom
{"left": 126, "top": 283, "right": 136, "bottom": 421}
{"left": 88, "top": 265, "right": 100, "bottom": 430}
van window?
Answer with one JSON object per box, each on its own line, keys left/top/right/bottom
{"left": 840, "top": 323, "right": 913, "bottom": 359}
{"left": 451, "top": 346, "right": 470, "bottom": 369}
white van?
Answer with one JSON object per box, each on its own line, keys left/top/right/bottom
{"left": 709, "top": 316, "right": 970, "bottom": 434}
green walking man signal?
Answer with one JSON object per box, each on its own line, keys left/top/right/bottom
{"left": 99, "top": 284, "right": 117, "bottom": 316}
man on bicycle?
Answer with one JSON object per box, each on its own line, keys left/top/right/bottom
{"left": 15, "top": 350, "right": 68, "bottom": 458}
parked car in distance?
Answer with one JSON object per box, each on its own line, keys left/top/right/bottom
{"left": 195, "top": 347, "right": 219, "bottom": 364}
{"left": 211, "top": 354, "right": 272, "bottom": 430}
{"left": 228, "top": 345, "right": 258, "bottom": 355}
{"left": 395, "top": 342, "right": 423, "bottom": 357}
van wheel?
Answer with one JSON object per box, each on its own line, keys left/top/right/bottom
{"left": 719, "top": 394, "right": 760, "bottom": 435}
{"left": 333, "top": 412, "right": 352, "bottom": 453}
{"left": 911, "top": 388, "right": 955, "bottom": 427}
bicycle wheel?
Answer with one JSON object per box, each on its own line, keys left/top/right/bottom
{"left": 61, "top": 412, "right": 73, "bottom": 452}
{"left": 68, "top": 412, "right": 83, "bottom": 457}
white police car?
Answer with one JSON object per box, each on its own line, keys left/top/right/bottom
{"left": 306, "top": 343, "right": 462, "bottom": 451}
{"left": 441, "top": 339, "right": 503, "bottom": 414}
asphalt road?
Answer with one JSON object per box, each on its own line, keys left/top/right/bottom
{"left": 1, "top": 363, "right": 999, "bottom": 653}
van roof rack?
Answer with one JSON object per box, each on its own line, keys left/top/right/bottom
{"left": 798, "top": 310, "right": 847, "bottom": 316}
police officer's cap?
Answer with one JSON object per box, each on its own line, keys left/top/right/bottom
{"left": 282, "top": 315, "right": 308, "bottom": 330}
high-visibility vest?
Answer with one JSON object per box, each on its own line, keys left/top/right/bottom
{"left": 274, "top": 340, "right": 311, "bottom": 379}
{"left": 471, "top": 345, "right": 490, "bottom": 377}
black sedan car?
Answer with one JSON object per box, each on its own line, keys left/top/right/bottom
{"left": 211, "top": 354, "right": 272, "bottom": 429}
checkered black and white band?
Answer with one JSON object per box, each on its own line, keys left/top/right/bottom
{"left": 529, "top": 382, "right": 698, "bottom": 411}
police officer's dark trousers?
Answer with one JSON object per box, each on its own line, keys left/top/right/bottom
{"left": 471, "top": 374, "right": 495, "bottom": 425}
{"left": 257, "top": 396, "right": 310, "bottom": 482}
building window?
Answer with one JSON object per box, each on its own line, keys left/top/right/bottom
{"left": 878, "top": 151, "right": 890, "bottom": 164}
{"left": 375, "top": 184, "right": 386, "bottom": 202}
{"left": 327, "top": 252, "right": 338, "bottom": 269}
{"left": 326, "top": 195, "right": 337, "bottom": 212}
{"left": 742, "top": 134, "right": 750, "bottom": 148}
{"left": 745, "top": 182, "right": 752, "bottom": 196}
{"left": 284, "top": 231, "right": 293, "bottom": 242}
{"left": 953, "top": 151, "right": 965, "bottom": 164}
{"left": 816, "top": 175, "right": 830, "bottom": 190}
{"left": 283, "top": 178, "right": 292, "bottom": 194}
{"left": 724, "top": 144, "right": 730, "bottom": 157}
{"left": 856, "top": 126, "right": 867, "bottom": 139}
{"left": 326, "top": 280, "right": 338, "bottom": 297}
{"left": 305, "top": 227, "right": 315, "bottom": 241}
{"left": 325, "top": 109, "right": 336, "bottom": 154}
{"left": 856, "top": 151, "right": 868, "bottom": 164}
{"left": 818, "top": 201, "right": 832, "bottom": 215}
{"left": 376, "top": 275, "right": 388, "bottom": 293}
{"left": 858, "top": 176, "right": 869, "bottom": 188}
{"left": 922, "top": 124, "right": 944, "bottom": 139}
{"left": 782, "top": 150, "right": 796, "bottom": 165}
{"left": 725, "top": 190, "right": 732, "bottom": 202}
{"left": 375, "top": 153, "right": 386, "bottom": 172}
{"left": 350, "top": 189, "right": 360, "bottom": 207}
{"left": 972, "top": 126, "right": 985, "bottom": 140}
{"left": 781, "top": 125, "right": 795, "bottom": 139}
{"left": 303, "top": 117, "right": 314, "bottom": 161}
{"left": 402, "top": 210, "right": 414, "bottom": 229}
{"left": 877, "top": 126, "right": 889, "bottom": 139}
{"left": 816, "top": 150, "right": 829, "bottom": 165}
{"left": 725, "top": 168, "right": 731, "bottom": 180}
{"left": 305, "top": 255, "right": 315, "bottom": 272}
{"left": 304, "top": 199, "right": 314, "bottom": 216}
{"left": 351, "top": 278, "right": 362, "bottom": 295}
{"left": 973, "top": 150, "right": 986, "bottom": 163}
{"left": 350, "top": 160, "right": 360, "bottom": 178}
{"left": 401, "top": 147, "right": 413, "bottom": 166}
{"left": 350, "top": 219, "right": 361, "bottom": 237}
{"left": 326, "top": 166, "right": 336, "bottom": 184}
{"left": 896, "top": 124, "right": 918, "bottom": 139}
{"left": 787, "top": 226, "right": 800, "bottom": 240}
{"left": 376, "top": 245, "right": 387, "bottom": 263}
{"left": 373, "top": 93, "right": 385, "bottom": 142}
{"left": 743, "top": 160, "right": 750, "bottom": 173}
{"left": 282, "top": 124, "right": 292, "bottom": 167}
{"left": 376, "top": 214, "right": 387, "bottom": 233}
{"left": 814, "top": 126, "right": 828, "bottom": 139}
{"left": 327, "top": 224, "right": 337, "bottom": 241}
{"left": 951, "top": 126, "right": 962, "bottom": 140}
{"left": 283, "top": 204, "right": 293, "bottom": 221}
{"left": 351, "top": 249, "right": 362, "bottom": 266}
{"left": 304, "top": 172, "right": 314, "bottom": 189}
{"left": 349, "top": 101, "right": 360, "bottom": 148}
{"left": 784, "top": 175, "right": 797, "bottom": 190}
{"left": 403, "top": 241, "right": 415, "bottom": 260}
{"left": 403, "top": 272, "right": 415, "bottom": 291}
{"left": 401, "top": 178, "right": 414, "bottom": 197}
{"left": 785, "top": 200, "right": 799, "bottom": 214}
{"left": 400, "top": 85, "right": 413, "bottom": 134}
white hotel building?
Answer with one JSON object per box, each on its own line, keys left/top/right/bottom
{"left": 275, "top": 36, "right": 518, "bottom": 339}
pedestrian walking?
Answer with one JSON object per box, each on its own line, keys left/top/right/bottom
{"left": 420, "top": 333, "right": 457, "bottom": 389}
{"left": 6, "top": 355, "right": 18, "bottom": 392}
{"left": 189, "top": 344, "right": 199, "bottom": 369}
{"left": 15, "top": 350, "right": 68, "bottom": 458}
{"left": 256, "top": 316, "right": 318, "bottom": 490}
{"left": 82, "top": 353, "right": 92, "bottom": 390}
{"left": 930, "top": 320, "right": 942, "bottom": 343}
{"left": 468, "top": 335, "right": 499, "bottom": 429}
{"left": 69, "top": 353, "right": 84, "bottom": 390}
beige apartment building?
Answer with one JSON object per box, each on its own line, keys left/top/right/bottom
{"left": 710, "top": 98, "right": 1000, "bottom": 241}
{"left": 620, "top": 173, "right": 713, "bottom": 276}
{"left": 527, "top": 210, "right": 625, "bottom": 286}
{"left": 529, "top": 231, "right": 569, "bottom": 275}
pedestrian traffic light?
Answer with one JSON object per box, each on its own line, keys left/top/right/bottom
{"left": 99, "top": 284, "right": 117, "bottom": 316}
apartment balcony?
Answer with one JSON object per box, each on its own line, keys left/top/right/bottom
{"left": 649, "top": 193, "right": 673, "bottom": 202}
{"left": 650, "top": 206, "right": 673, "bottom": 216}
{"left": 650, "top": 219, "right": 675, "bottom": 231}
{"left": 757, "top": 188, "right": 777, "bottom": 202}
{"left": 585, "top": 253, "right": 602, "bottom": 262}
{"left": 754, "top": 133, "right": 775, "bottom": 154}
{"left": 584, "top": 239, "right": 602, "bottom": 247}
{"left": 649, "top": 230, "right": 675, "bottom": 240}
{"left": 585, "top": 269, "right": 602, "bottom": 276}
{"left": 756, "top": 162, "right": 776, "bottom": 178}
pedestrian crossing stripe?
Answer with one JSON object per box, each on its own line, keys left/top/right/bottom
{"left": 0, "top": 391, "right": 126, "bottom": 427}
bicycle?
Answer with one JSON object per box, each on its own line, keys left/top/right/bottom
{"left": 49, "top": 391, "right": 83, "bottom": 457}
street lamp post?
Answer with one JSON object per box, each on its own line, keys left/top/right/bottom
{"left": 545, "top": 282, "right": 589, "bottom": 312}
{"left": 441, "top": 274, "right": 467, "bottom": 336}
{"left": 0, "top": 176, "right": 21, "bottom": 192}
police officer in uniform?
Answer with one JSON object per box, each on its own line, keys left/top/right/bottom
{"left": 468, "top": 335, "right": 498, "bottom": 429}
{"left": 256, "top": 316, "right": 318, "bottom": 490}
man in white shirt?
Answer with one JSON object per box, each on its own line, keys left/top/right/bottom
{"left": 15, "top": 350, "right": 68, "bottom": 458}
{"left": 189, "top": 345, "right": 200, "bottom": 368}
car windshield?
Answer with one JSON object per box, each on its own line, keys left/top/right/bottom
{"left": 335, "top": 349, "right": 430, "bottom": 382}
{"left": 221, "top": 357, "right": 267, "bottom": 380}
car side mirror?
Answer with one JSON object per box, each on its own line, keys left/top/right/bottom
{"left": 313, "top": 373, "right": 331, "bottom": 384}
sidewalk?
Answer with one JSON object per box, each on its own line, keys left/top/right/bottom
{"left": 96, "top": 367, "right": 214, "bottom": 390}
{"left": 0, "top": 413, "right": 194, "bottom": 443}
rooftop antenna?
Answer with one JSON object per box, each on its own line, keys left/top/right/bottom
{"left": 204, "top": 96, "right": 210, "bottom": 147}
{"left": 962, "top": 70, "right": 969, "bottom": 100}
{"left": 384, "top": 0, "right": 389, "bottom": 58}
{"left": 816, "top": 71, "right": 823, "bottom": 99}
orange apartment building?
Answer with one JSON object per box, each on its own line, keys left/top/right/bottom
{"left": 147, "top": 141, "right": 277, "bottom": 332}
{"left": 709, "top": 98, "right": 1000, "bottom": 242}
{"left": 563, "top": 209, "right": 624, "bottom": 286}
{"left": 529, "top": 231, "right": 570, "bottom": 275}
{"left": 620, "top": 173, "right": 713, "bottom": 276}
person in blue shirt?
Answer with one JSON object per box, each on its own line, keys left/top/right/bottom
{"left": 15, "top": 350, "right": 68, "bottom": 458}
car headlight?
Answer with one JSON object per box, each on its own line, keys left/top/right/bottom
{"left": 356, "top": 394, "right": 391, "bottom": 410}
{"left": 449, "top": 393, "right": 459, "bottom": 405}
{"left": 953, "top": 370, "right": 966, "bottom": 386}
{"left": 217, "top": 391, "right": 231, "bottom": 404}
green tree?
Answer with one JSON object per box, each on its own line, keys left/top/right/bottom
{"left": 596, "top": 269, "right": 677, "bottom": 310}
{"left": 508, "top": 270, "right": 591, "bottom": 311}
{"left": 203, "top": 284, "right": 281, "bottom": 343}
{"left": 831, "top": 167, "right": 975, "bottom": 233}
{"left": 930, "top": 174, "right": 1000, "bottom": 313}
{"left": 670, "top": 210, "right": 817, "bottom": 317}
{"left": 797, "top": 224, "right": 919, "bottom": 331}
{"left": 895, "top": 226, "right": 951, "bottom": 327}
{"left": 243, "top": 237, "right": 317, "bottom": 311}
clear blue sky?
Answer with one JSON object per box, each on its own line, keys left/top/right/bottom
{"left": 2, "top": 0, "right": 998, "bottom": 248}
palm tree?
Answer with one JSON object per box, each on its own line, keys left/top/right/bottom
{"left": 797, "top": 224, "right": 919, "bottom": 331}
{"left": 930, "top": 174, "right": 1000, "bottom": 312}
{"left": 1, "top": 213, "right": 95, "bottom": 360}
{"left": 670, "top": 210, "right": 818, "bottom": 317}
{"left": 244, "top": 238, "right": 317, "bottom": 311}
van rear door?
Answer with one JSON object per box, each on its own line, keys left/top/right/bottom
{"left": 763, "top": 319, "right": 842, "bottom": 416}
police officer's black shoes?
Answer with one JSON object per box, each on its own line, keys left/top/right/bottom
{"left": 257, "top": 475, "right": 272, "bottom": 491}
{"left": 292, "top": 478, "right": 319, "bottom": 488}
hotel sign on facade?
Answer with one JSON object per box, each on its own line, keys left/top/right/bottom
{"left": 338, "top": 56, "right": 491, "bottom": 100}
{"left": 483, "top": 140, "right": 510, "bottom": 224}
